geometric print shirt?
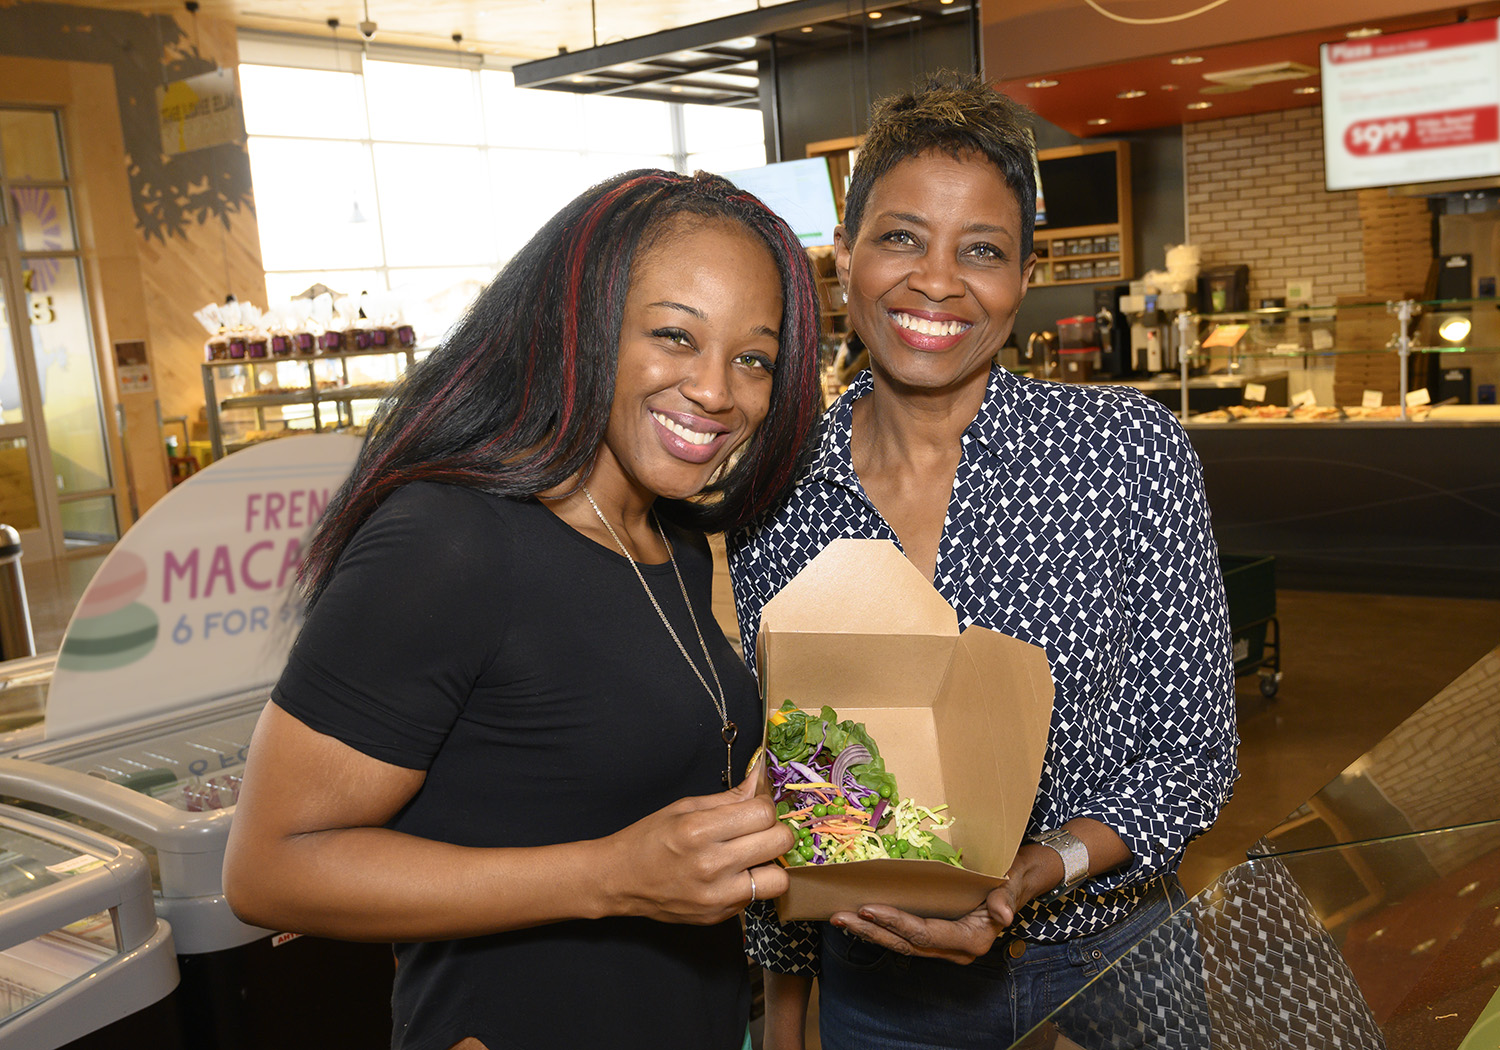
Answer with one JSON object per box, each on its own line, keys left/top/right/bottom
{"left": 729, "top": 365, "right": 1239, "bottom": 975}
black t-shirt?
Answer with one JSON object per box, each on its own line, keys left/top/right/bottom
{"left": 273, "top": 483, "right": 760, "bottom": 1050}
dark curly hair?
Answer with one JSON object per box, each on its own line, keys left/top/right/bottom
{"left": 300, "top": 169, "right": 823, "bottom": 608}
{"left": 843, "top": 70, "right": 1038, "bottom": 259}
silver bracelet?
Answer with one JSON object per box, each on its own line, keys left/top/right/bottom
{"left": 1028, "top": 827, "right": 1089, "bottom": 904}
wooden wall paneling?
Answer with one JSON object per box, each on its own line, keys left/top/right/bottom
{"left": 0, "top": 6, "right": 269, "bottom": 522}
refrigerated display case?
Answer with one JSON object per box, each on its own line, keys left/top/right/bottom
{"left": 0, "top": 802, "right": 177, "bottom": 1050}
{"left": 0, "top": 694, "right": 393, "bottom": 1048}
{"left": 0, "top": 436, "right": 393, "bottom": 1048}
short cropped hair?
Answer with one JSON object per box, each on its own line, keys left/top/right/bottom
{"left": 843, "top": 70, "right": 1038, "bottom": 259}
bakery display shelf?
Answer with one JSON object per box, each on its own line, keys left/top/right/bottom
{"left": 204, "top": 345, "right": 418, "bottom": 460}
{"left": 218, "top": 389, "right": 316, "bottom": 411}
{"left": 312, "top": 383, "right": 394, "bottom": 403}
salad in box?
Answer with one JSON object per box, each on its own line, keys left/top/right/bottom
{"left": 753, "top": 540, "right": 1055, "bottom": 921}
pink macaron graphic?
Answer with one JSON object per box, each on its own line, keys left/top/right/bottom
{"left": 59, "top": 551, "right": 159, "bottom": 671}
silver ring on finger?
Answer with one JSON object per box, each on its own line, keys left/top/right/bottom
{"left": 748, "top": 871, "right": 758, "bottom": 902}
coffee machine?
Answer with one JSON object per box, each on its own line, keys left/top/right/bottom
{"left": 1093, "top": 284, "right": 1133, "bottom": 378}
{"left": 1119, "top": 281, "right": 1195, "bottom": 374}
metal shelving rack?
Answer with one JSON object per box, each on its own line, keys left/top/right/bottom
{"left": 201, "top": 344, "right": 422, "bottom": 459}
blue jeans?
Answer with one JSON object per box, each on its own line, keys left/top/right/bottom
{"left": 818, "top": 876, "right": 1201, "bottom": 1050}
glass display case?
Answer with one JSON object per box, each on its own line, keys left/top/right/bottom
{"left": 201, "top": 345, "right": 424, "bottom": 460}
{"left": 1257, "top": 644, "right": 1500, "bottom": 857}
{"left": 1010, "top": 820, "right": 1500, "bottom": 1050}
{"left": 1172, "top": 297, "right": 1500, "bottom": 424}
{"left": 0, "top": 802, "right": 176, "bottom": 1047}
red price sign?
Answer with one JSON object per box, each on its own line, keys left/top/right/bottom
{"left": 1345, "top": 119, "right": 1411, "bottom": 155}
{"left": 1344, "top": 107, "right": 1499, "bottom": 156}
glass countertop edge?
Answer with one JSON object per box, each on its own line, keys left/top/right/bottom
{"left": 1198, "top": 296, "right": 1500, "bottom": 320}
{"left": 1006, "top": 823, "right": 1500, "bottom": 1049}
{"left": 1248, "top": 817, "right": 1500, "bottom": 859}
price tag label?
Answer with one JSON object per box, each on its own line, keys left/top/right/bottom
{"left": 1406, "top": 386, "right": 1432, "bottom": 407}
{"left": 46, "top": 854, "right": 105, "bottom": 876}
{"left": 1312, "top": 329, "right": 1334, "bottom": 351}
{"left": 1292, "top": 389, "right": 1318, "bottom": 407}
{"left": 1362, "top": 389, "right": 1384, "bottom": 408}
{"left": 1244, "top": 383, "right": 1267, "bottom": 403}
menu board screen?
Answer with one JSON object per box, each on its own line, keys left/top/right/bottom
{"left": 1322, "top": 19, "right": 1500, "bottom": 191}
{"left": 724, "top": 158, "right": 841, "bottom": 248}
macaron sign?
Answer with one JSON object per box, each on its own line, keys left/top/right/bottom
{"left": 46, "top": 435, "right": 361, "bottom": 739}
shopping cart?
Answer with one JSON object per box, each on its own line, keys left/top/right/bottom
{"left": 1220, "top": 552, "right": 1282, "bottom": 698}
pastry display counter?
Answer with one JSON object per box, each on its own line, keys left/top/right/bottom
{"left": 1137, "top": 298, "right": 1500, "bottom": 598}
{"left": 1176, "top": 298, "right": 1500, "bottom": 423}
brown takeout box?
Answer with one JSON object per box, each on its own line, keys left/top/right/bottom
{"left": 756, "top": 539, "right": 1055, "bottom": 921}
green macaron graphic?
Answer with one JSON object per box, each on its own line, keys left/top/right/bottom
{"left": 59, "top": 551, "right": 160, "bottom": 671}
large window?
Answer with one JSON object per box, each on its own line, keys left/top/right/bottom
{"left": 240, "top": 54, "right": 765, "bottom": 339}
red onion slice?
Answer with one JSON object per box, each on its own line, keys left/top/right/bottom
{"left": 830, "top": 744, "right": 872, "bottom": 796}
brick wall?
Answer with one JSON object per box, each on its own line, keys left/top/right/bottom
{"left": 1185, "top": 107, "right": 1365, "bottom": 305}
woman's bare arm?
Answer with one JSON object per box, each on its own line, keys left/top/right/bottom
{"left": 223, "top": 702, "right": 794, "bottom": 941}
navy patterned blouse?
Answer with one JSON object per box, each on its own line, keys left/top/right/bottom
{"left": 729, "top": 365, "right": 1239, "bottom": 976}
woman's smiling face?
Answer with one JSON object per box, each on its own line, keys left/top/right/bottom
{"left": 595, "top": 216, "right": 783, "bottom": 503}
{"left": 836, "top": 150, "right": 1035, "bottom": 396}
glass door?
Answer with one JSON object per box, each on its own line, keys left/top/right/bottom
{"left": 0, "top": 216, "right": 59, "bottom": 562}
{"left": 0, "top": 107, "right": 122, "bottom": 559}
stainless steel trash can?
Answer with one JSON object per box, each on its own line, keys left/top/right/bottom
{"left": 0, "top": 525, "right": 35, "bottom": 661}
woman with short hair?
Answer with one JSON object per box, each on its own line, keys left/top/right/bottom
{"left": 732, "top": 73, "right": 1237, "bottom": 1049}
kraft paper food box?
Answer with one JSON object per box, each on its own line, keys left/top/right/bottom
{"left": 755, "top": 539, "right": 1055, "bottom": 921}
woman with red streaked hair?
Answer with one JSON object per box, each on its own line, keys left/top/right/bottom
{"left": 224, "top": 169, "right": 822, "bottom": 1050}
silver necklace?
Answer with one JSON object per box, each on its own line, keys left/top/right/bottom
{"left": 581, "top": 486, "right": 737, "bottom": 787}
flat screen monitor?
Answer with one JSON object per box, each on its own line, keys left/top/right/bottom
{"left": 1322, "top": 18, "right": 1500, "bottom": 192}
{"left": 1034, "top": 152, "right": 1119, "bottom": 229}
{"left": 723, "top": 158, "right": 841, "bottom": 248}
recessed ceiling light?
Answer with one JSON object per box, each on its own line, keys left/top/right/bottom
{"left": 940, "top": 0, "right": 955, "bottom": 4}
{"left": 1027, "top": 78, "right": 1059, "bottom": 88}
{"left": 800, "top": 25, "right": 814, "bottom": 32}
{"left": 1087, "top": 118, "right": 1111, "bottom": 126}
{"left": 1346, "top": 27, "right": 1382, "bottom": 38}
{"left": 1187, "top": 101, "right": 1213, "bottom": 110}
{"left": 1170, "top": 55, "right": 1204, "bottom": 65}
{"left": 570, "top": 76, "right": 585, "bottom": 84}
{"left": 868, "top": 10, "right": 882, "bottom": 18}
{"left": 1293, "top": 86, "right": 1320, "bottom": 95}
{"left": 723, "top": 36, "right": 758, "bottom": 49}
{"left": 670, "top": 85, "right": 684, "bottom": 93}
{"left": 1117, "top": 90, "right": 1146, "bottom": 99}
